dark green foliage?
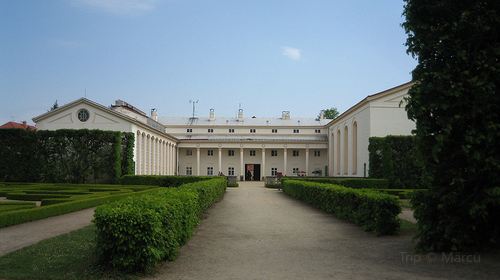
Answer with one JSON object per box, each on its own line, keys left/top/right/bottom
{"left": 282, "top": 179, "right": 401, "bottom": 235}
{"left": 403, "top": 0, "right": 500, "bottom": 251}
{"left": 290, "top": 177, "right": 389, "bottom": 189}
{"left": 0, "top": 129, "right": 135, "bottom": 184}
{"left": 368, "top": 136, "right": 425, "bottom": 188}
{"left": 94, "top": 178, "right": 226, "bottom": 272}
{"left": 119, "top": 175, "right": 213, "bottom": 187}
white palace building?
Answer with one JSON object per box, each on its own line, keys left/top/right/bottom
{"left": 32, "top": 82, "right": 415, "bottom": 181}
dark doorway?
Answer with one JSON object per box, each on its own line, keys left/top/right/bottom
{"left": 245, "top": 164, "right": 261, "bottom": 181}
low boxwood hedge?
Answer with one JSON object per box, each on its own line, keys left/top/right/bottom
{"left": 289, "top": 177, "right": 389, "bottom": 189}
{"left": 282, "top": 179, "right": 401, "bottom": 235}
{"left": 94, "top": 177, "right": 227, "bottom": 272}
{"left": 119, "top": 175, "right": 214, "bottom": 187}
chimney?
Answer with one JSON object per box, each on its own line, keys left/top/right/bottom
{"left": 209, "top": 108, "right": 215, "bottom": 120}
{"left": 22, "top": 121, "right": 27, "bottom": 125}
{"left": 282, "top": 111, "right": 290, "bottom": 120}
{"left": 319, "top": 110, "right": 325, "bottom": 120}
{"left": 151, "top": 109, "right": 158, "bottom": 122}
{"left": 238, "top": 109, "right": 244, "bottom": 121}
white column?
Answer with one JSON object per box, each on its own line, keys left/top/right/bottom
{"left": 328, "top": 132, "right": 334, "bottom": 176}
{"left": 136, "top": 132, "right": 141, "bottom": 175}
{"left": 141, "top": 134, "right": 145, "bottom": 175}
{"left": 175, "top": 145, "right": 179, "bottom": 175}
{"left": 170, "top": 144, "right": 174, "bottom": 175}
{"left": 166, "top": 143, "right": 170, "bottom": 175}
{"left": 218, "top": 148, "right": 222, "bottom": 174}
{"left": 261, "top": 148, "right": 266, "bottom": 179}
{"left": 168, "top": 144, "right": 174, "bottom": 175}
{"left": 147, "top": 136, "right": 151, "bottom": 175}
{"left": 160, "top": 141, "right": 163, "bottom": 175}
{"left": 152, "top": 138, "right": 156, "bottom": 175}
{"left": 283, "top": 147, "right": 287, "bottom": 176}
{"left": 305, "top": 148, "right": 310, "bottom": 176}
{"left": 196, "top": 147, "right": 200, "bottom": 176}
{"left": 240, "top": 148, "right": 244, "bottom": 180}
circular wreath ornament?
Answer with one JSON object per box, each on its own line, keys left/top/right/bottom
{"left": 77, "top": 109, "right": 90, "bottom": 122}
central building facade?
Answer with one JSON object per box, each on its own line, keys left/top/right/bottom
{"left": 163, "top": 110, "right": 330, "bottom": 180}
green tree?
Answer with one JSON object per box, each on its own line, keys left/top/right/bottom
{"left": 319, "top": 107, "right": 339, "bottom": 120}
{"left": 403, "top": 0, "right": 500, "bottom": 251}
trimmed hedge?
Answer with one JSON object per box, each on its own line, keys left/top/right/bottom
{"left": 119, "top": 175, "right": 214, "bottom": 187}
{"left": 368, "top": 136, "right": 425, "bottom": 188}
{"left": 282, "top": 179, "right": 401, "bottom": 235}
{"left": 289, "top": 177, "right": 389, "bottom": 189}
{"left": 0, "top": 129, "right": 135, "bottom": 183}
{"left": 94, "top": 177, "right": 226, "bottom": 272}
{"left": 0, "top": 187, "right": 160, "bottom": 228}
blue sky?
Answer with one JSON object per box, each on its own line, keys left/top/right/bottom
{"left": 0, "top": 0, "right": 416, "bottom": 124}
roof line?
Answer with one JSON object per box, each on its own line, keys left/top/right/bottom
{"left": 32, "top": 98, "right": 178, "bottom": 142}
{"left": 325, "top": 81, "right": 414, "bottom": 127}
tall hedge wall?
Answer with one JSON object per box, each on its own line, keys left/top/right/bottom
{"left": 0, "top": 129, "right": 135, "bottom": 183}
{"left": 368, "top": 135, "right": 425, "bottom": 188}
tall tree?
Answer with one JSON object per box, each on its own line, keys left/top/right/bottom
{"left": 403, "top": 0, "right": 500, "bottom": 251}
{"left": 318, "top": 107, "right": 339, "bottom": 120}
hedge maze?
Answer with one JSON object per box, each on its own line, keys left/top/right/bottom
{"left": 0, "top": 183, "right": 160, "bottom": 227}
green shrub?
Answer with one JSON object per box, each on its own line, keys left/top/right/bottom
{"left": 282, "top": 179, "right": 401, "bottom": 235}
{"left": 368, "top": 136, "right": 425, "bottom": 188}
{"left": 0, "top": 129, "right": 135, "bottom": 183}
{"left": 6, "top": 193, "right": 71, "bottom": 201}
{"left": 94, "top": 177, "right": 226, "bottom": 272}
{"left": 287, "top": 177, "right": 389, "bottom": 189}
{"left": 119, "top": 175, "right": 214, "bottom": 187}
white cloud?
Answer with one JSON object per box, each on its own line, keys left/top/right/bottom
{"left": 282, "top": 46, "right": 301, "bottom": 61}
{"left": 72, "top": 0, "right": 158, "bottom": 15}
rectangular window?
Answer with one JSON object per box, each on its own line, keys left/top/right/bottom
{"left": 272, "top": 129, "right": 278, "bottom": 133}
{"left": 293, "top": 129, "right": 300, "bottom": 133}
{"left": 186, "top": 167, "right": 192, "bottom": 175}
{"left": 249, "top": 150, "right": 256, "bottom": 156}
{"left": 292, "top": 167, "right": 299, "bottom": 174}
{"left": 208, "top": 128, "right": 214, "bottom": 133}
{"left": 229, "top": 128, "right": 235, "bottom": 133}
{"left": 314, "top": 150, "right": 321, "bottom": 157}
{"left": 207, "top": 149, "right": 214, "bottom": 156}
{"left": 228, "top": 167, "right": 235, "bottom": 176}
{"left": 250, "top": 129, "right": 256, "bottom": 133}
{"left": 292, "top": 150, "right": 299, "bottom": 157}
{"left": 186, "top": 149, "right": 193, "bottom": 156}
{"left": 271, "top": 168, "right": 278, "bottom": 176}
{"left": 187, "top": 128, "right": 193, "bottom": 133}
{"left": 228, "top": 150, "right": 235, "bottom": 156}
{"left": 271, "top": 150, "right": 278, "bottom": 157}
{"left": 207, "top": 167, "right": 214, "bottom": 176}
{"left": 315, "top": 129, "right": 321, "bottom": 133}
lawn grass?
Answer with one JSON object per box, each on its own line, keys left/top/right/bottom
{"left": 0, "top": 225, "right": 139, "bottom": 280}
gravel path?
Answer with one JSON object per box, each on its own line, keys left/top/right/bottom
{"left": 0, "top": 207, "right": 95, "bottom": 256}
{"left": 148, "top": 182, "right": 500, "bottom": 280}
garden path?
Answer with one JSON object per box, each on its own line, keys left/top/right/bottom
{"left": 0, "top": 207, "right": 95, "bottom": 256}
{"left": 148, "top": 181, "right": 500, "bottom": 280}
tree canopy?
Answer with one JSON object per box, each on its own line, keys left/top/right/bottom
{"left": 403, "top": 0, "right": 500, "bottom": 251}
{"left": 318, "top": 107, "right": 339, "bottom": 120}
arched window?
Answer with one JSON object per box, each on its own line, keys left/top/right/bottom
{"left": 352, "top": 122, "right": 357, "bottom": 175}
{"left": 136, "top": 131, "right": 141, "bottom": 175}
{"left": 343, "top": 126, "right": 348, "bottom": 175}
{"left": 336, "top": 129, "right": 341, "bottom": 175}
{"left": 146, "top": 135, "right": 150, "bottom": 174}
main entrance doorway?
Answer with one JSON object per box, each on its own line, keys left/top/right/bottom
{"left": 244, "top": 164, "right": 261, "bottom": 181}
